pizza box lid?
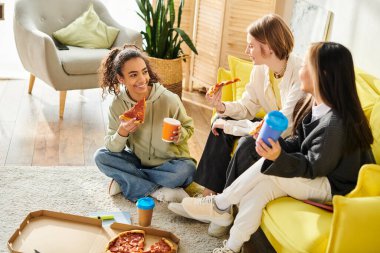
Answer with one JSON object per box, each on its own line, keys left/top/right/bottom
{"left": 7, "top": 210, "right": 179, "bottom": 253}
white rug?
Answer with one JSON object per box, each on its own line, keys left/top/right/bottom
{"left": 0, "top": 166, "right": 224, "bottom": 253}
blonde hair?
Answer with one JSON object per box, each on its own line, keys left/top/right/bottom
{"left": 247, "top": 14, "right": 294, "bottom": 60}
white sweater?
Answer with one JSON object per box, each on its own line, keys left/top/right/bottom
{"left": 220, "top": 54, "right": 304, "bottom": 137}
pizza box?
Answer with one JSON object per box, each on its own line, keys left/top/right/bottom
{"left": 7, "top": 210, "right": 179, "bottom": 253}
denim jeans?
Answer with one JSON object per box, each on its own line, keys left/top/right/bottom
{"left": 94, "top": 148, "right": 196, "bottom": 202}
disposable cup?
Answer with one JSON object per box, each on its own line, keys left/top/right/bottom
{"left": 162, "top": 118, "right": 181, "bottom": 142}
{"left": 136, "top": 197, "right": 155, "bottom": 227}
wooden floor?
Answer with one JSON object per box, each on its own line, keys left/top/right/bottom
{"left": 0, "top": 79, "right": 212, "bottom": 166}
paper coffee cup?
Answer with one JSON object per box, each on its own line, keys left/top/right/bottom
{"left": 136, "top": 197, "right": 155, "bottom": 227}
{"left": 162, "top": 118, "right": 181, "bottom": 142}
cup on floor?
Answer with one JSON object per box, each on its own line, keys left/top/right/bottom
{"left": 257, "top": 110, "right": 288, "bottom": 147}
{"left": 162, "top": 118, "right": 181, "bottom": 142}
{"left": 136, "top": 197, "right": 155, "bottom": 227}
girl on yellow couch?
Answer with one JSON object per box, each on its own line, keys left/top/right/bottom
{"left": 193, "top": 14, "right": 304, "bottom": 197}
{"left": 179, "top": 42, "right": 375, "bottom": 253}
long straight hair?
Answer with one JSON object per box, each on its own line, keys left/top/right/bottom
{"left": 293, "top": 42, "right": 373, "bottom": 153}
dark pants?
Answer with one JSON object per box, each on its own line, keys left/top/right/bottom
{"left": 224, "top": 135, "right": 261, "bottom": 188}
{"left": 194, "top": 125, "right": 261, "bottom": 193}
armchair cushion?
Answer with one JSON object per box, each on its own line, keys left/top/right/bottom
{"left": 58, "top": 46, "right": 110, "bottom": 75}
{"left": 53, "top": 4, "right": 119, "bottom": 49}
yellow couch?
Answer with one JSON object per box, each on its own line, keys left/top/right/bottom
{"left": 218, "top": 56, "right": 380, "bottom": 253}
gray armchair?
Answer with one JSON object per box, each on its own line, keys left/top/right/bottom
{"left": 14, "top": 0, "right": 142, "bottom": 118}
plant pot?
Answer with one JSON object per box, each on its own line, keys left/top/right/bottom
{"left": 148, "top": 56, "right": 183, "bottom": 98}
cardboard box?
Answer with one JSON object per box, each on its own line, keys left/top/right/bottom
{"left": 8, "top": 210, "right": 179, "bottom": 253}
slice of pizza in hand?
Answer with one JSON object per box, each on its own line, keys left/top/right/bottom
{"left": 143, "top": 238, "right": 175, "bottom": 253}
{"left": 206, "top": 78, "right": 241, "bottom": 97}
{"left": 249, "top": 120, "right": 264, "bottom": 137}
{"left": 106, "top": 229, "right": 145, "bottom": 253}
{"left": 119, "top": 97, "right": 146, "bottom": 124}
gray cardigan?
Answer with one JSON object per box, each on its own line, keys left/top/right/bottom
{"left": 261, "top": 110, "right": 375, "bottom": 196}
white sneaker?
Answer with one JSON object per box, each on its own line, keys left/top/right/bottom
{"left": 108, "top": 179, "right": 122, "bottom": 196}
{"left": 208, "top": 222, "right": 229, "bottom": 238}
{"left": 168, "top": 202, "right": 210, "bottom": 223}
{"left": 182, "top": 195, "right": 233, "bottom": 227}
{"left": 150, "top": 187, "right": 189, "bottom": 203}
{"left": 213, "top": 240, "right": 236, "bottom": 253}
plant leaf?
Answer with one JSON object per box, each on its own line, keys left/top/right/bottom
{"left": 168, "top": 0, "right": 175, "bottom": 27}
{"left": 174, "top": 28, "right": 198, "bottom": 55}
{"left": 177, "top": 0, "right": 184, "bottom": 28}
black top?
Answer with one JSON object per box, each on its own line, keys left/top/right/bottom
{"left": 261, "top": 110, "right": 375, "bottom": 196}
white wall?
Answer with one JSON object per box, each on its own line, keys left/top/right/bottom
{"left": 0, "top": 0, "right": 143, "bottom": 79}
{"left": 0, "top": 0, "right": 25, "bottom": 79}
{"left": 280, "top": 0, "right": 380, "bottom": 77}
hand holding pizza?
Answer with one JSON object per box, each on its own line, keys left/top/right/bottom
{"left": 205, "top": 87, "right": 225, "bottom": 112}
{"left": 205, "top": 78, "right": 240, "bottom": 113}
{"left": 118, "top": 118, "right": 140, "bottom": 137}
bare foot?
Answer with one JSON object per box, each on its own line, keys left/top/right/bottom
{"left": 202, "top": 188, "right": 216, "bottom": 196}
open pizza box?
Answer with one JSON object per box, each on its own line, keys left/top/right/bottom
{"left": 7, "top": 210, "right": 179, "bottom": 253}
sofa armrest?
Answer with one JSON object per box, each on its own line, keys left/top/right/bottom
{"left": 346, "top": 164, "right": 380, "bottom": 197}
{"left": 13, "top": 18, "right": 61, "bottom": 84}
{"left": 326, "top": 195, "right": 380, "bottom": 253}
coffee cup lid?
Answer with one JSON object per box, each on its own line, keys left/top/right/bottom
{"left": 136, "top": 197, "right": 155, "bottom": 210}
{"left": 265, "top": 111, "right": 288, "bottom": 131}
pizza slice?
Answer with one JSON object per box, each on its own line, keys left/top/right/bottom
{"left": 106, "top": 230, "right": 145, "bottom": 253}
{"left": 119, "top": 98, "right": 146, "bottom": 124}
{"left": 206, "top": 78, "right": 241, "bottom": 97}
{"left": 143, "top": 238, "right": 175, "bottom": 253}
{"left": 249, "top": 120, "right": 264, "bottom": 137}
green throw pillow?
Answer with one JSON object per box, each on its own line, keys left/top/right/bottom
{"left": 53, "top": 4, "right": 119, "bottom": 49}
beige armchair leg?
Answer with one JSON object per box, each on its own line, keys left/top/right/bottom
{"left": 59, "top": 91, "right": 67, "bottom": 118}
{"left": 28, "top": 74, "right": 35, "bottom": 94}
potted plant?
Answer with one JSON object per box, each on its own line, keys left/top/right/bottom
{"left": 136, "top": 0, "right": 198, "bottom": 98}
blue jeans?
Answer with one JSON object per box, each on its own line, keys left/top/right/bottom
{"left": 94, "top": 148, "right": 196, "bottom": 202}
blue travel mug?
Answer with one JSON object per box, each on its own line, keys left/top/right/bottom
{"left": 257, "top": 111, "right": 288, "bottom": 146}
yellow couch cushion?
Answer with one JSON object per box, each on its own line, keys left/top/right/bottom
{"left": 370, "top": 101, "right": 380, "bottom": 163}
{"left": 326, "top": 195, "right": 380, "bottom": 253}
{"left": 356, "top": 67, "right": 380, "bottom": 95}
{"left": 261, "top": 197, "right": 332, "bottom": 253}
{"left": 227, "top": 55, "right": 253, "bottom": 101}
{"left": 218, "top": 67, "right": 233, "bottom": 102}
{"left": 355, "top": 71, "right": 380, "bottom": 119}
{"left": 346, "top": 164, "right": 380, "bottom": 198}
{"left": 227, "top": 55, "right": 265, "bottom": 118}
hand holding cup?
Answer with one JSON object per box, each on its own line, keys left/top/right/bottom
{"left": 162, "top": 118, "right": 181, "bottom": 143}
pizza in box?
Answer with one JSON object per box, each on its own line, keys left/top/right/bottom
{"left": 106, "top": 229, "right": 175, "bottom": 253}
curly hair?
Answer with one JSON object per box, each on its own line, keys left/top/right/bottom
{"left": 99, "top": 44, "right": 159, "bottom": 97}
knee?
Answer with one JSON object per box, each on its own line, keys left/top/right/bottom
{"left": 93, "top": 148, "right": 109, "bottom": 166}
{"left": 237, "top": 136, "right": 255, "bottom": 149}
{"left": 183, "top": 160, "right": 196, "bottom": 177}
{"left": 176, "top": 159, "right": 196, "bottom": 180}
